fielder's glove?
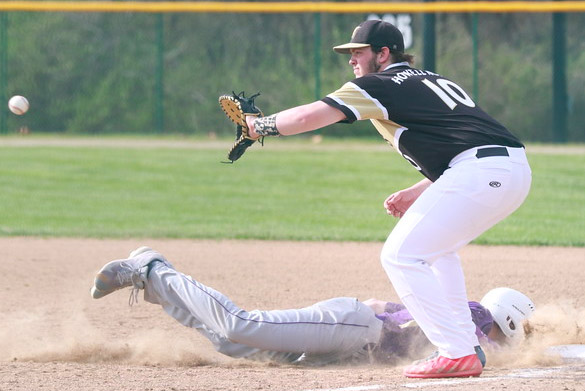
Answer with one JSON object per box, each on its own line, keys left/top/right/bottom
{"left": 218, "top": 91, "right": 263, "bottom": 162}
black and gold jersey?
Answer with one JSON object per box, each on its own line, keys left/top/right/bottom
{"left": 321, "top": 62, "right": 524, "bottom": 181}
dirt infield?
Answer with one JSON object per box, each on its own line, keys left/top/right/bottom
{"left": 1, "top": 237, "right": 584, "bottom": 391}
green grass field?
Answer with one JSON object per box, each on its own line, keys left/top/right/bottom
{"left": 0, "top": 136, "right": 583, "bottom": 246}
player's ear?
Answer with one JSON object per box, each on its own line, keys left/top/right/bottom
{"left": 378, "top": 47, "right": 391, "bottom": 63}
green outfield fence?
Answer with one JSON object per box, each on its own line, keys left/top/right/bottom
{"left": 0, "top": 1, "right": 584, "bottom": 142}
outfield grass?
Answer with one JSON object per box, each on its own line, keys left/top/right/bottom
{"left": 0, "top": 137, "right": 583, "bottom": 246}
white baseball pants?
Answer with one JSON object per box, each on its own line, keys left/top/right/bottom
{"left": 143, "top": 264, "right": 382, "bottom": 364}
{"left": 381, "top": 146, "right": 532, "bottom": 359}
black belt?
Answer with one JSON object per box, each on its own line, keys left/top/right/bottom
{"left": 476, "top": 147, "right": 509, "bottom": 159}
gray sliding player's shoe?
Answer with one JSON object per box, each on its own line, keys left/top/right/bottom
{"left": 90, "top": 246, "right": 171, "bottom": 301}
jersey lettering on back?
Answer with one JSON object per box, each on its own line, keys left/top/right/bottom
{"left": 322, "top": 63, "right": 524, "bottom": 181}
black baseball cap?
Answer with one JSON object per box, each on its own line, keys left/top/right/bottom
{"left": 333, "top": 20, "right": 405, "bottom": 54}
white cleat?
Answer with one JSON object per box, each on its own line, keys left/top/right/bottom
{"left": 129, "top": 246, "right": 153, "bottom": 258}
{"left": 90, "top": 247, "right": 171, "bottom": 300}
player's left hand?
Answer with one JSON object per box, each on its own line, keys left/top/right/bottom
{"left": 245, "top": 115, "right": 261, "bottom": 139}
{"left": 218, "top": 91, "right": 263, "bottom": 162}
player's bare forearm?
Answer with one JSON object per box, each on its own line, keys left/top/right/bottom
{"left": 246, "top": 101, "right": 345, "bottom": 138}
{"left": 274, "top": 101, "right": 345, "bottom": 135}
{"left": 409, "top": 178, "right": 433, "bottom": 195}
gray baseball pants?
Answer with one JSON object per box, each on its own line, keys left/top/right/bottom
{"left": 143, "top": 264, "right": 383, "bottom": 364}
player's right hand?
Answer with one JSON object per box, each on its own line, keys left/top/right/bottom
{"left": 383, "top": 189, "right": 417, "bottom": 218}
{"left": 384, "top": 179, "right": 432, "bottom": 218}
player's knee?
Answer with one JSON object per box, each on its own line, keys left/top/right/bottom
{"left": 380, "top": 246, "right": 400, "bottom": 281}
{"left": 222, "top": 320, "right": 260, "bottom": 345}
{"left": 380, "top": 242, "right": 421, "bottom": 273}
{"left": 380, "top": 240, "right": 400, "bottom": 270}
{"left": 380, "top": 245, "right": 426, "bottom": 299}
{"left": 222, "top": 329, "right": 239, "bottom": 342}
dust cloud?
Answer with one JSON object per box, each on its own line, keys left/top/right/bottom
{"left": 487, "top": 300, "right": 585, "bottom": 367}
{"left": 0, "top": 307, "right": 212, "bottom": 367}
{"left": 1, "top": 299, "right": 583, "bottom": 369}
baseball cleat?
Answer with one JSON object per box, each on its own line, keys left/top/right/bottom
{"left": 411, "top": 350, "right": 438, "bottom": 366}
{"left": 90, "top": 247, "right": 171, "bottom": 300}
{"left": 411, "top": 345, "right": 486, "bottom": 368}
{"left": 403, "top": 353, "right": 483, "bottom": 378}
{"left": 129, "top": 246, "right": 153, "bottom": 258}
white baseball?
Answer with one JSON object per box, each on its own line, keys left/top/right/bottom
{"left": 8, "top": 95, "right": 29, "bottom": 115}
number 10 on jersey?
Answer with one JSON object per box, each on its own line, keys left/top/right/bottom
{"left": 422, "top": 78, "right": 476, "bottom": 110}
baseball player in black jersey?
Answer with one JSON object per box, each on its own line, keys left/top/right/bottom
{"left": 245, "top": 20, "right": 532, "bottom": 378}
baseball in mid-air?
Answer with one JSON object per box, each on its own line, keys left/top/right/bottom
{"left": 8, "top": 95, "right": 29, "bottom": 115}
